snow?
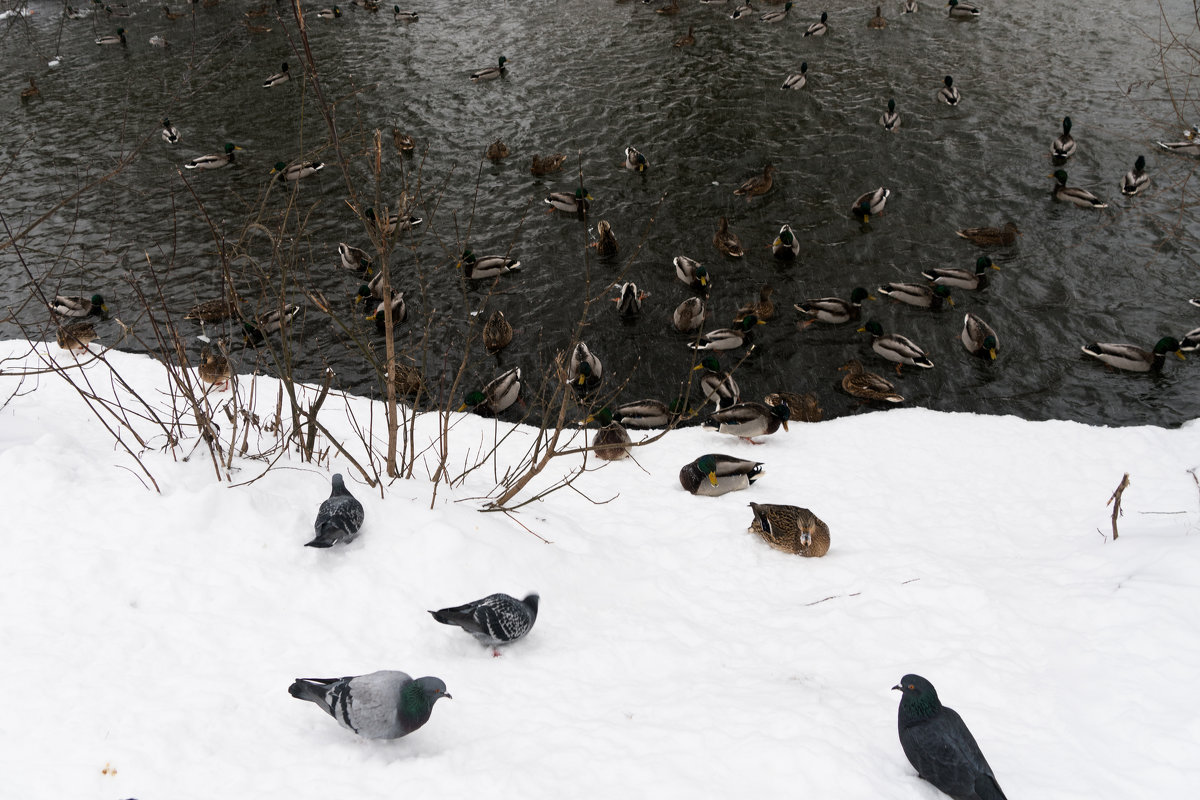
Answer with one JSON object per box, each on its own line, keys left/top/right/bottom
{"left": 3, "top": 339, "right": 1200, "bottom": 798}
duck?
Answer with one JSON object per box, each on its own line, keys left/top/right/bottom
{"left": 394, "top": 7, "right": 418, "bottom": 21}
{"left": 623, "top": 146, "right": 648, "bottom": 173}
{"left": 760, "top": 1, "right": 792, "bottom": 23}
{"left": 66, "top": 6, "right": 91, "bottom": 18}
{"left": 868, "top": 6, "right": 887, "bottom": 27}
{"left": 1120, "top": 155, "right": 1149, "bottom": 196}
{"left": 794, "top": 287, "right": 872, "bottom": 327}
{"left": 530, "top": 153, "right": 566, "bottom": 175}
{"left": 851, "top": 187, "right": 890, "bottom": 221}
{"left": 901, "top": 0, "right": 918, "bottom": 11}
{"left": 49, "top": 293, "right": 108, "bottom": 318}
{"left": 315, "top": 6, "right": 342, "bottom": 19}
{"left": 1181, "top": 326, "right": 1200, "bottom": 352}
{"left": 592, "top": 220, "right": 619, "bottom": 255}
{"left": 922, "top": 256, "right": 997, "bottom": 290}
{"left": 938, "top": 75, "right": 960, "bottom": 105}
{"left": 459, "top": 249, "right": 521, "bottom": 279}
{"left": 471, "top": 55, "right": 508, "bottom": 82}
{"left": 694, "top": 355, "right": 741, "bottom": 409}
{"left": 703, "top": 401, "right": 790, "bottom": 442}
{"left": 588, "top": 409, "right": 632, "bottom": 461}
{"left": 568, "top": 342, "right": 603, "bottom": 396}
{"left": 689, "top": 314, "right": 763, "bottom": 351}
{"left": 674, "top": 297, "right": 708, "bottom": 333}
{"left": 392, "top": 129, "right": 416, "bottom": 153}
{"left": 1156, "top": 126, "right": 1200, "bottom": 155}
{"left": 955, "top": 221, "right": 1020, "bottom": 246}
{"left": 607, "top": 400, "right": 675, "bottom": 429}
{"left": 184, "top": 298, "right": 240, "bottom": 322}
{"left": 1051, "top": 169, "right": 1107, "bottom": 208}
{"left": 878, "top": 282, "right": 953, "bottom": 310}
{"left": 366, "top": 291, "right": 406, "bottom": 331}
{"left": 655, "top": 0, "right": 680, "bottom": 14}
{"left": 674, "top": 255, "right": 711, "bottom": 296}
{"left": 198, "top": 347, "right": 232, "bottom": 391}
{"left": 729, "top": 3, "right": 755, "bottom": 21}
{"left": 390, "top": 359, "right": 425, "bottom": 396}
{"left": 880, "top": 98, "right": 900, "bottom": 130}
{"left": 840, "top": 359, "right": 904, "bottom": 403}
{"left": 736, "top": 285, "right": 775, "bottom": 322}
{"left": 354, "top": 273, "right": 389, "bottom": 305}
{"left": 183, "top": 143, "right": 242, "bottom": 170}
{"left": 95, "top": 28, "right": 127, "bottom": 46}
{"left": 272, "top": 160, "right": 324, "bottom": 181}
{"left": 20, "top": 78, "right": 39, "bottom": 101}
{"left": 713, "top": 217, "right": 744, "bottom": 257}
{"left": 679, "top": 454, "right": 763, "bottom": 497}
{"left": 56, "top": 322, "right": 98, "bottom": 352}
{"left": 772, "top": 224, "right": 800, "bottom": 259}
{"left": 748, "top": 502, "right": 830, "bottom": 557}
{"left": 104, "top": 3, "right": 132, "bottom": 17}
{"left": 804, "top": 10, "right": 829, "bottom": 36}
{"left": 764, "top": 391, "right": 822, "bottom": 422}
{"left": 485, "top": 139, "right": 510, "bottom": 161}
{"left": 263, "top": 62, "right": 290, "bottom": 88}
{"left": 782, "top": 62, "right": 808, "bottom": 90}
{"left": 365, "top": 206, "right": 423, "bottom": 234}
{"left": 859, "top": 319, "right": 934, "bottom": 371}
{"left": 946, "top": 0, "right": 979, "bottom": 18}
{"left": 961, "top": 312, "right": 998, "bottom": 360}
{"left": 673, "top": 25, "right": 695, "bottom": 47}
{"left": 545, "top": 187, "right": 590, "bottom": 216}
{"left": 734, "top": 164, "right": 775, "bottom": 198}
{"left": 483, "top": 309, "right": 513, "bottom": 354}
{"left": 161, "top": 118, "right": 180, "bottom": 143}
{"left": 149, "top": 35, "right": 171, "bottom": 48}
{"left": 614, "top": 282, "right": 648, "bottom": 317}
{"left": 1051, "top": 116, "right": 1076, "bottom": 161}
{"left": 243, "top": 305, "right": 300, "bottom": 346}
{"left": 338, "top": 242, "right": 374, "bottom": 275}
{"left": 460, "top": 367, "right": 521, "bottom": 415}
{"left": 1081, "top": 337, "right": 1184, "bottom": 372}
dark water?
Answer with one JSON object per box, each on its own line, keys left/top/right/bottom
{"left": 3, "top": 0, "right": 1200, "bottom": 427}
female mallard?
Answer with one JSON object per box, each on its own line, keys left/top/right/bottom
{"left": 243, "top": 304, "right": 300, "bottom": 346}
{"left": 946, "top": 0, "right": 979, "bottom": 18}
{"left": 859, "top": 319, "right": 934, "bottom": 371}
{"left": 530, "top": 153, "right": 566, "bottom": 175}
{"left": 673, "top": 25, "right": 695, "bottom": 48}
{"left": 674, "top": 297, "right": 708, "bottom": 332}
{"left": 390, "top": 358, "right": 425, "bottom": 396}
{"left": 955, "top": 221, "right": 1019, "bottom": 246}
{"left": 623, "top": 146, "right": 648, "bottom": 172}
{"left": 655, "top": 0, "right": 680, "bottom": 14}
{"left": 316, "top": 6, "right": 342, "bottom": 19}
{"left": 689, "top": 314, "right": 763, "bottom": 351}
{"left": 185, "top": 298, "right": 239, "bottom": 322}
{"left": 184, "top": 143, "right": 242, "bottom": 170}
{"left": 772, "top": 224, "right": 800, "bottom": 259}
{"left": 161, "top": 118, "right": 180, "bottom": 143}
{"left": 471, "top": 55, "right": 508, "bottom": 82}
{"left": 392, "top": 129, "right": 415, "bottom": 153}
{"left": 679, "top": 454, "right": 763, "bottom": 497}
{"left": 57, "top": 322, "right": 98, "bottom": 352}
{"left": 614, "top": 282, "right": 648, "bottom": 317}
{"left": 592, "top": 220, "right": 618, "bottom": 255}
{"left": 590, "top": 411, "right": 632, "bottom": 461}
{"left": 694, "top": 355, "right": 740, "bottom": 410}
{"left": 366, "top": 291, "right": 406, "bottom": 331}
{"left": 674, "top": 255, "right": 711, "bottom": 296}
{"left": 393, "top": 6, "right": 417, "bottom": 21}
{"left": 483, "top": 309, "right": 513, "bottom": 354}
{"left": 163, "top": 5, "right": 185, "bottom": 19}
{"left": 703, "top": 401, "right": 790, "bottom": 442}
{"left": 49, "top": 293, "right": 108, "bottom": 318}
{"left": 764, "top": 391, "right": 822, "bottom": 422}
{"left": 736, "top": 285, "right": 775, "bottom": 322}
{"left": 198, "top": 347, "right": 232, "bottom": 392}
{"left": 365, "top": 206, "right": 423, "bottom": 234}
{"left": 851, "top": 187, "right": 890, "bottom": 221}
{"left": 880, "top": 98, "right": 900, "bottom": 130}
{"left": 1120, "top": 156, "right": 1149, "bottom": 196}
{"left": 748, "top": 502, "right": 830, "bottom": 557}
{"left": 794, "top": 286, "right": 872, "bottom": 327}
{"left": 878, "top": 282, "right": 953, "bottom": 310}
{"left": 95, "top": 29, "right": 127, "bottom": 46}
{"left": 485, "top": 139, "right": 510, "bottom": 161}
{"left": 868, "top": 5, "right": 886, "bottom": 27}
{"left": 713, "top": 217, "right": 744, "bottom": 257}
{"left": 263, "top": 62, "right": 290, "bottom": 88}
{"left": 339, "top": 242, "right": 374, "bottom": 275}
{"left": 245, "top": 3, "right": 269, "bottom": 17}
{"left": 804, "top": 10, "right": 828, "bottom": 36}
{"left": 1051, "top": 116, "right": 1076, "bottom": 162}
{"left": 734, "top": 164, "right": 775, "bottom": 198}
{"left": 568, "top": 342, "right": 603, "bottom": 395}
{"left": 922, "top": 256, "right": 997, "bottom": 290}
{"left": 20, "top": 78, "right": 40, "bottom": 101}
{"left": 782, "top": 62, "right": 808, "bottom": 90}
{"left": 460, "top": 366, "right": 521, "bottom": 415}
{"left": 761, "top": 1, "right": 792, "bottom": 23}
{"left": 840, "top": 359, "right": 903, "bottom": 403}
{"left": 937, "top": 75, "right": 960, "bottom": 105}
{"left": 459, "top": 249, "right": 521, "bottom": 279}
{"left": 961, "top": 312, "right": 998, "bottom": 360}
{"left": 272, "top": 160, "right": 324, "bottom": 181}
{"left": 1156, "top": 126, "right": 1200, "bottom": 156}
{"left": 1081, "top": 337, "right": 1184, "bottom": 372}
{"left": 1051, "top": 169, "right": 1107, "bottom": 208}
{"left": 545, "top": 187, "right": 590, "bottom": 216}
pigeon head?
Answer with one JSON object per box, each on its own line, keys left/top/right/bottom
{"left": 893, "top": 674, "right": 944, "bottom": 725}
{"left": 400, "top": 677, "right": 452, "bottom": 734}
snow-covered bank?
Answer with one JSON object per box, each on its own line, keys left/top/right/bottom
{"left": 3, "top": 340, "right": 1199, "bottom": 799}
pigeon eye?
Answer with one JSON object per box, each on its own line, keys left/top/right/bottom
{"left": 907, "top": 684, "right": 914, "bottom": 689}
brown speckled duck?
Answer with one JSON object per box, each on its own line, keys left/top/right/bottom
{"left": 747, "top": 502, "right": 830, "bottom": 557}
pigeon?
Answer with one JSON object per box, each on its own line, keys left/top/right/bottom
{"left": 289, "top": 670, "right": 450, "bottom": 740}
{"left": 894, "top": 674, "right": 1009, "bottom": 800}
{"left": 430, "top": 593, "right": 539, "bottom": 655}
{"left": 306, "top": 473, "right": 364, "bottom": 548}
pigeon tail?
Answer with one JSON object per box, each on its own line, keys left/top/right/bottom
{"left": 288, "top": 677, "right": 337, "bottom": 714}
{"left": 429, "top": 605, "right": 483, "bottom": 634}
{"left": 974, "top": 774, "right": 1009, "bottom": 800}
{"left": 306, "top": 524, "right": 351, "bottom": 548}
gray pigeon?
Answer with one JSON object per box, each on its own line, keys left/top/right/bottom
{"left": 307, "top": 473, "right": 364, "bottom": 548}
{"left": 430, "top": 592, "right": 539, "bottom": 654}
{"left": 288, "top": 670, "right": 450, "bottom": 740}
{"left": 894, "top": 674, "right": 1009, "bottom": 800}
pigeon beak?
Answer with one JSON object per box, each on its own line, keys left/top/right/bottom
{"left": 443, "top": 692, "right": 453, "bottom": 700}
{"left": 892, "top": 684, "right": 902, "bottom": 691}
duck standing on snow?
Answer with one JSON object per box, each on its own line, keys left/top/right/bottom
{"left": 430, "top": 593, "right": 539, "bottom": 656}
{"left": 307, "top": 473, "right": 364, "bottom": 548}
{"left": 460, "top": 367, "right": 522, "bottom": 415}
{"left": 198, "top": 347, "right": 232, "bottom": 391}
{"left": 1051, "top": 169, "right": 1107, "bottom": 209}
{"left": 748, "top": 502, "right": 830, "bottom": 556}
{"left": 586, "top": 407, "right": 633, "bottom": 461}
{"left": 679, "top": 454, "right": 763, "bottom": 497}
{"left": 703, "top": 401, "right": 790, "bottom": 443}
{"left": 289, "top": 671, "right": 449, "bottom": 739}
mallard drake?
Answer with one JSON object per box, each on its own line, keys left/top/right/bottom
{"left": 163, "top": 5, "right": 185, "bottom": 20}
{"left": 694, "top": 355, "right": 740, "bottom": 409}
{"left": 198, "top": 347, "right": 232, "bottom": 391}
{"left": 851, "top": 187, "right": 890, "bottom": 221}
{"left": 730, "top": 3, "right": 755, "bottom": 21}
{"left": 590, "top": 412, "right": 632, "bottom": 461}
{"left": 868, "top": 5, "right": 887, "bottom": 27}
{"left": 104, "top": 2, "right": 132, "bottom": 16}
{"left": 1156, "top": 126, "right": 1200, "bottom": 155}
{"left": 673, "top": 25, "right": 695, "bottom": 47}
{"left": 263, "top": 62, "right": 290, "bottom": 88}
{"left": 772, "top": 224, "right": 800, "bottom": 259}
{"left": 794, "top": 286, "right": 871, "bottom": 326}
{"left": 703, "top": 401, "right": 789, "bottom": 442}
{"left": 1051, "top": 116, "right": 1076, "bottom": 161}
{"left": 49, "top": 293, "right": 108, "bottom": 318}
{"left": 184, "top": 143, "right": 242, "bottom": 170}
{"left": 679, "top": 454, "right": 763, "bottom": 497}
{"left": 20, "top": 78, "right": 40, "bottom": 101}
{"left": 161, "top": 118, "right": 180, "bottom": 143}
{"left": 316, "top": 6, "right": 342, "bottom": 19}
{"left": 804, "top": 10, "right": 828, "bottom": 35}
{"left": 184, "top": 298, "right": 239, "bottom": 322}
{"left": 880, "top": 98, "right": 900, "bottom": 130}
{"left": 459, "top": 249, "right": 521, "bottom": 279}
{"left": 483, "top": 309, "right": 513, "bottom": 354}
{"left": 1120, "top": 156, "right": 1149, "bottom": 196}
{"left": 748, "top": 502, "right": 830, "bottom": 557}
{"left": 95, "top": 28, "right": 127, "bottom": 46}
{"left": 878, "top": 282, "right": 953, "bottom": 310}
{"left": 591, "top": 220, "right": 619, "bottom": 256}
{"left": 734, "top": 164, "right": 775, "bottom": 198}
{"left": 485, "top": 139, "right": 510, "bottom": 161}
{"left": 736, "top": 285, "right": 775, "bottom": 322}
{"left": 937, "top": 75, "right": 960, "bottom": 105}
{"left": 840, "top": 359, "right": 903, "bottom": 403}
{"left": 946, "top": 0, "right": 979, "bottom": 18}
{"left": 338, "top": 243, "right": 374, "bottom": 276}
{"left": 674, "top": 255, "right": 711, "bottom": 296}
{"left": 365, "top": 206, "right": 423, "bottom": 234}
{"left": 689, "top": 314, "right": 763, "bottom": 351}
{"left": 471, "top": 56, "right": 508, "bottom": 82}
{"left": 393, "top": 7, "right": 418, "bottom": 21}
{"left": 764, "top": 391, "right": 822, "bottom": 422}
{"left": 366, "top": 291, "right": 406, "bottom": 331}
{"left": 460, "top": 367, "right": 521, "bottom": 415}
{"left": 761, "top": 1, "right": 792, "bottom": 23}
{"left": 614, "top": 282, "right": 648, "bottom": 317}
{"left": 545, "top": 187, "right": 591, "bottom": 216}
{"left": 243, "top": 304, "right": 300, "bottom": 346}
{"left": 782, "top": 62, "right": 808, "bottom": 90}
{"left": 1081, "top": 337, "right": 1184, "bottom": 372}
{"left": 392, "top": 129, "right": 416, "bottom": 153}
{"left": 961, "top": 312, "right": 998, "bottom": 360}
{"left": 674, "top": 297, "right": 708, "bottom": 332}
{"left": 955, "top": 221, "right": 1020, "bottom": 246}
{"left": 859, "top": 319, "right": 934, "bottom": 371}
{"left": 56, "top": 322, "right": 98, "bottom": 352}
{"left": 354, "top": 274, "right": 387, "bottom": 304}
{"left": 1051, "top": 169, "right": 1107, "bottom": 208}
{"left": 530, "top": 153, "right": 566, "bottom": 176}
{"left": 1180, "top": 327, "right": 1200, "bottom": 352}
{"left": 272, "top": 160, "right": 324, "bottom": 181}
{"left": 713, "top": 217, "right": 744, "bottom": 257}
{"left": 902, "top": 0, "right": 918, "bottom": 11}
{"left": 568, "top": 342, "right": 603, "bottom": 395}
{"left": 623, "top": 146, "right": 648, "bottom": 173}
{"left": 922, "top": 256, "right": 997, "bottom": 290}
{"left": 606, "top": 399, "right": 674, "bottom": 429}
{"left": 656, "top": 0, "right": 680, "bottom": 14}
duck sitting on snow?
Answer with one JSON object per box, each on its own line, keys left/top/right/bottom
{"left": 748, "top": 502, "right": 830, "bottom": 557}
{"left": 679, "top": 454, "right": 763, "bottom": 496}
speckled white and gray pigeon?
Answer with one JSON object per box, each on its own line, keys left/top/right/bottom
{"left": 894, "top": 674, "right": 1009, "bottom": 800}
{"left": 288, "top": 670, "right": 450, "bottom": 740}
{"left": 430, "top": 592, "right": 539, "bottom": 654}
{"left": 306, "top": 473, "right": 364, "bottom": 548}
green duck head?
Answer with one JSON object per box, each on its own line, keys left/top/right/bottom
{"left": 943, "top": 75, "right": 954, "bottom": 89}
{"left": 887, "top": 98, "right": 896, "bottom": 113}
{"left": 983, "top": 334, "right": 999, "bottom": 360}
{"left": 850, "top": 286, "right": 872, "bottom": 304}
{"left": 1052, "top": 169, "right": 1069, "bottom": 185}
{"left": 586, "top": 406, "right": 614, "bottom": 426}
{"left": 459, "top": 389, "right": 486, "bottom": 411}
{"left": 224, "top": 142, "right": 241, "bottom": 154}
{"left": 738, "top": 314, "right": 763, "bottom": 330}
{"left": 933, "top": 285, "right": 953, "bottom": 303}
{"left": 497, "top": 55, "right": 508, "bottom": 68}
{"left": 1154, "top": 337, "right": 1185, "bottom": 358}
{"left": 695, "top": 454, "right": 719, "bottom": 486}
{"left": 976, "top": 255, "right": 998, "bottom": 274}
{"left": 91, "top": 294, "right": 109, "bottom": 315}
{"left": 860, "top": 319, "right": 884, "bottom": 337}
{"left": 694, "top": 355, "right": 722, "bottom": 374}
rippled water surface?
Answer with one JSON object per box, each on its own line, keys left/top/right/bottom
{"left": 4, "top": 0, "right": 1200, "bottom": 426}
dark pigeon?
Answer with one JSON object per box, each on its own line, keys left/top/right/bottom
{"left": 894, "top": 674, "right": 1009, "bottom": 800}
{"left": 289, "top": 670, "right": 450, "bottom": 740}
{"left": 307, "top": 473, "right": 364, "bottom": 548}
{"left": 430, "top": 593, "right": 539, "bottom": 654}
